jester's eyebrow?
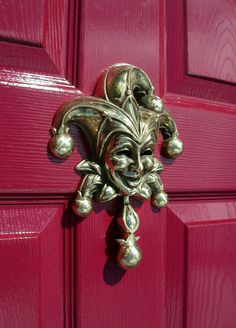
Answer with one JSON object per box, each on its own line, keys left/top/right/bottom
{"left": 111, "top": 141, "right": 133, "bottom": 153}
{"left": 140, "top": 138, "right": 155, "bottom": 149}
{"left": 110, "top": 137, "right": 134, "bottom": 153}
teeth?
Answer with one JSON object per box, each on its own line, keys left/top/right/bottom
{"left": 122, "top": 172, "right": 140, "bottom": 179}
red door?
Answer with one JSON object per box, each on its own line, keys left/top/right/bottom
{"left": 0, "top": 0, "right": 236, "bottom": 327}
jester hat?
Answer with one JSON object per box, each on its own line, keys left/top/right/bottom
{"left": 49, "top": 63, "right": 182, "bottom": 161}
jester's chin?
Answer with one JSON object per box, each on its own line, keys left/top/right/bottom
{"left": 109, "top": 170, "right": 146, "bottom": 196}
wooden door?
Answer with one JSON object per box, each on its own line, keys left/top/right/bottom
{"left": 0, "top": 0, "right": 236, "bottom": 327}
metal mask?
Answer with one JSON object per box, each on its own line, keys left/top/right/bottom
{"left": 49, "top": 63, "right": 183, "bottom": 269}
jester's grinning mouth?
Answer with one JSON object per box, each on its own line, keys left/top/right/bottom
{"left": 118, "top": 170, "right": 143, "bottom": 187}
{"left": 121, "top": 171, "right": 141, "bottom": 179}
{"left": 110, "top": 169, "right": 145, "bottom": 192}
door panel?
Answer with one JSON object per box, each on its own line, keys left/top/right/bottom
{"left": 0, "top": 204, "right": 65, "bottom": 327}
{"left": 160, "top": 103, "right": 236, "bottom": 193}
{"left": 0, "top": 84, "right": 81, "bottom": 193}
{"left": 75, "top": 0, "right": 160, "bottom": 95}
{"left": 0, "top": 0, "right": 78, "bottom": 326}
{"left": 166, "top": 0, "right": 236, "bottom": 103}
{"left": 75, "top": 201, "right": 166, "bottom": 328}
{"left": 0, "top": 0, "right": 44, "bottom": 44}
{"left": 0, "top": 0, "right": 236, "bottom": 327}
{"left": 167, "top": 201, "right": 236, "bottom": 328}
{"left": 0, "top": 0, "right": 82, "bottom": 194}
{"left": 0, "top": 0, "right": 69, "bottom": 74}
{"left": 187, "top": 221, "right": 236, "bottom": 327}
{"left": 187, "top": 0, "right": 236, "bottom": 83}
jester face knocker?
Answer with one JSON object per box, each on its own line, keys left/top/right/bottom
{"left": 49, "top": 63, "right": 183, "bottom": 269}
{"left": 105, "top": 132, "right": 156, "bottom": 195}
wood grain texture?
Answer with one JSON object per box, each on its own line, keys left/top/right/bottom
{"left": 0, "top": 0, "right": 236, "bottom": 327}
{"left": 187, "top": 221, "right": 236, "bottom": 328}
{"left": 167, "top": 200, "right": 236, "bottom": 327}
{"left": 187, "top": 0, "right": 236, "bottom": 83}
{"left": 166, "top": 207, "right": 186, "bottom": 328}
{"left": 0, "top": 83, "right": 82, "bottom": 194}
{"left": 169, "top": 200, "right": 236, "bottom": 224}
{"left": 75, "top": 201, "right": 167, "bottom": 328}
{"left": 0, "top": 43, "right": 59, "bottom": 74}
{"left": 43, "top": 0, "right": 69, "bottom": 76}
{"left": 76, "top": 0, "right": 160, "bottom": 95}
{"left": 0, "top": 0, "right": 70, "bottom": 76}
{"left": 0, "top": 0, "right": 235, "bottom": 194}
{"left": 0, "top": 204, "right": 65, "bottom": 328}
{"left": 160, "top": 102, "right": 236, "bottom": 193}
{"left": 66, "top": 0, "right": 80, "bottom": 85}
{"left": 0, "top": 0, "right": 44, "bottom": 44}
{"left": 165, "top": 0, "right": 236, "bottom": 103}
{"left": 0, "top": 83, "right": 236, "bottom": 194}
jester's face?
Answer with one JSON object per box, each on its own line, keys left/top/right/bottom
{"left": 104, "top": 132, "right": 156, "bottom": 195}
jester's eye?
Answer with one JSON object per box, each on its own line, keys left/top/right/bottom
{"left": 141, "top": 149, "right": 153, "bottom": 156}
{"left": 115, "top": 149, "right": 132, "bottom": 157}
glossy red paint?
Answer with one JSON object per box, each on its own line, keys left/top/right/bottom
{"left": 167, "top": 201, "right": 236, "bottom": 327}
{"left": 0, "top": 204, "right": 65, "bottom": 327}
{"left": 165, "top": 0, "right": 236, "bottom": 104}
{"left": 187, "top": 0, "right": 236, "bottom": 84}
{"left": 0, "top": 0, "right": 236, "bottom": 327}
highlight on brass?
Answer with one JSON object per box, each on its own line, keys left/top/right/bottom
{"left": 49, "top": 63, "right": 183, "bottom": 269}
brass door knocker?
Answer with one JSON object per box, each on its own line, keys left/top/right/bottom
{"left": 49, "top": 63, "right": 183, "bottom": 269}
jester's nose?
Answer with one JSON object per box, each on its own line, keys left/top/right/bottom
{"left": 130, "top": 156, "right": 144, "bottom": 175}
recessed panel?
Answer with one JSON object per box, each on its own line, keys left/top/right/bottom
{"left": 0, "top": 0, "right": 69, "bottom": 76}
{"left": 0, "top": 0, "right": 44, "bottom": 44}
{"left": 187, "top": 0, "right": 236, "bottom": 84}
{"left": 167, "top": 201, "right": 236, "bottom": 328}
{"left": 187, "top": 221, "right": 236, "bottom": 327}
{"left": 166, "top": 0, "right": 236, "bottom": 103}
{"left": 0, "top": 204, "right": 65, "bottom": 327}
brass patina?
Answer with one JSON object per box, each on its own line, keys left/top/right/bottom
{"left": 49, "top": 63, "right": 183, "bottom": 269}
